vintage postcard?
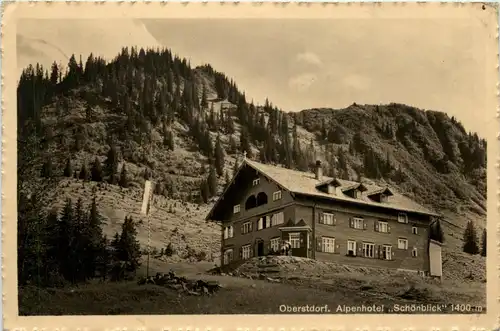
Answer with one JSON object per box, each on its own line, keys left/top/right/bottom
{"left": 2, "top": 1, "right": 499, "bottom": 330}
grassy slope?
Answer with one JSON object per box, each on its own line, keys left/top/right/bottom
{"left": 19, "top": 256, "right": 486, "bottom": 315}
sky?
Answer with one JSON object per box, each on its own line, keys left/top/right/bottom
{"left": 17, "top": 18, "right": 492, "bottom": 134}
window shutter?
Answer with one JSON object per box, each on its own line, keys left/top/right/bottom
{"left": 239, "top": 247, "right": 243, "bottom": 259}
{"left": 358, "top": 241, "right": 363, "bottom": 254}
{"left": 249, "top": 222, "right": 253, "bottom": 232}
{"left": 363, "top": 221, "right": 367, "bottom": 230}
{"left": 333, "top": 217, "right": 337, "bottom": 225}
{"left": 316, "top": 236, "right": 322, "bottom": 252}
{"left": 349, "top": 218, "right": 354, "bottom": 228}
{"left": 318, "top": 212, "right": 323, "bottom": 224}
{"left": 377, "top": 245, "right": 381, "bottom": 259}
{"left": 374, "top": 222, "right": 379, "bottom": 232}
{"left": 241, "top": 224, "right": 245, "bottom": 234}
{"left": 387, "top": 225, "right": 391, "bottom": 233}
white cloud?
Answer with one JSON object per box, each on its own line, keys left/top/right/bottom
{"left": 295, "top": 52, "right": 323, "bottom": 67}
{"left": 288, "top": 73, "right": 318, "bottom": 92}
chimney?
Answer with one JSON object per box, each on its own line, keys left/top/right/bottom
{"left": 315, "top": 160, "right": 323, "bottom": 181}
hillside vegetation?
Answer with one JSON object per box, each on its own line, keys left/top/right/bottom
{"left": 17, "top": 46, "right": 487, "bottom": 286}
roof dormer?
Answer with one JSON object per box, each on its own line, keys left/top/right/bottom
{"left": 367, "top": 188, "right": 394, "bottom": 203}
{"left": 342, "top": 183, "right": 368, "bottom": 199}
{"left": 315, "top": 178, "right": 343, "bottom": 195}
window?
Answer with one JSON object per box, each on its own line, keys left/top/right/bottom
{"left": 412, "top": 226, "right": 418, "bottom": 235}
{"left": 380, "top": 194, "right": 388, "bottom": 203}
{"left": 223, "top": 249, "right": 233, "bottom": 265}
{"left": 223, "top": 226, "right": 234, "bottom": 239}
{"left": 233, "top": 204, "right": 240, "bottom": 214}
{"left": 322, "top": 237, "right": 335, "bottom": 253}
{"left": 241, "top": 222, "right": 252, "bottom": 234}
{"left": 256, "top": 192, "right": 268, "bottom": 206}
{"left": 398, "top": 238, "right": 408, "bottom": 250}
{"left": 252, "top": 178, "right": 260, "bottom": 186}
{"left": 270, "top": 237, "right": 280, "bottom": 252}
{"left": 347, "top": 240, "right": 357, "bottom": 256}
{"left": 412, "top": 247, "right": 418, "bottom": 257}
{"left": 363, "top": 243, "right": 375, "bottom": 258}
{"left": 398, "top": 212, "right": 408, "bottom": 223}
{"left": 265, "top": 215, "right": 271, "bottom": 228}
{"left": 321, "top": 212, "right": 336, "bottom": 225}
{"left": 351, "top": 217, "right": 364, "bottom": 229}
{"left": 271, "top": 212, "right": 284, "bottom": 226}
{"left": 273, "top": 190, "right": 282, "bottom": 201}
{"left": 245, "top": 196, "right": 257, "bottom": 210}
{"left": 382, "top": 245, "right": 392, "bottom": 260}
{"left": 289, "top": 233, "right": 301, "bottom": 248}
{"left": 377, "top": 221, "right": 389, "bottom": 233}
{"left": 242, "top": 245, "right": 252, "bottom": 260}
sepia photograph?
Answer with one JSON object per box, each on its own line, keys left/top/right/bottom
{"left": 3, "top": 2, "right": 498, "bottom": 326}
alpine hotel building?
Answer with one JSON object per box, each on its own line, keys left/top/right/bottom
{"left": 206, "top": 158, "right": 443, "bottom": 277}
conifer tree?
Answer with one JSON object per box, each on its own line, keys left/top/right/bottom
{"left": 480, "top": 228, "right": 487, "bottom": 257}
{"left": 111, "top": 232, "right": 121, "bottom": 261}
{"left": 208, "top": 164, "right": 218, "bottom": 197}
{"left": 119, "top": 163, "right": 128, "bottom": 188}
{"left": 96, "top": 234, "right": 110, "bottom": 281}
{"left": 200, "top": 85, "right": 208, "bottom": 109}
{"left": 50, "top": 61, "right": 59, "bottom": 85}
{"left": 117, "top": 216, "right": 141, "bottom": 272}
{"left": 228, "top": 135, "right": 237, "bottom": 154}
{"left": 463, "top": 220, "right": 479, "bottom": 255}
{"left": 105, "top": 144, "right": 119, "bottom": 184}
{"left": 63, "top": 158, "right": 72, "bottom": 177}
{"left": 79, "top": 161, "right": 90, "bottom": 181}
{"left": 72, "top": 198, "right": 87, "bottom": 282}
{"left": 200, "top": 179, "right": 209, "bottom": 203}
{"left": 214, "top": 135, "right": 225, "bottom": 176}
{"left": 239, "top": 128, "right": 252, "bottom": 159}
{"left": 43, "top": 207, "right": 61, "bottom": 279}
{"left": 91, "top": 157, "right": 103, "bottom": 182}
{"left": 58, "top": 198, "right": 75, "bottom": 282}
{"left": 224, "top": 113, "right": 235, "bottom": 134}
{"left": 41, "top": 157, "right": 54, "bottom": 178}
{"left": 84, "top": 197, "right": 105, "bottom": 278}
{"left": 166, "top": 130, "right": 175, "bottom": 151}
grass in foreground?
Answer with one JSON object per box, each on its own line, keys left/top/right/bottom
{"left": 19, "top": 272, "right": 486, "bottom": 315}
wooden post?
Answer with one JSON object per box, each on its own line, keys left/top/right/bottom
{"left": 141, "top": 180, "right": 155, "bottom": 279}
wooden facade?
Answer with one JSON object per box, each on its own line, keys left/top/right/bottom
{"left": 207, "top": 159, "right": 438, "bottom": 274}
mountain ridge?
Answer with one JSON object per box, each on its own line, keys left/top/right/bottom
{"left": 17, "top": 46, "right": 486, "bottom": 265}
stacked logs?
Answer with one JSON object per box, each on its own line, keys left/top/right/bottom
{"left": 137, "top": 271, "right": 223, "bottom": 296}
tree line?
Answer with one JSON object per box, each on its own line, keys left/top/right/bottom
{"left": 463, "top": 220, "right": 487, "bottom": 257}
{"left": 18, "top": 193, "right": 142, "bottom": 287}
{"left": 18, "top": 46, "right": 326, "bottom": 206}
